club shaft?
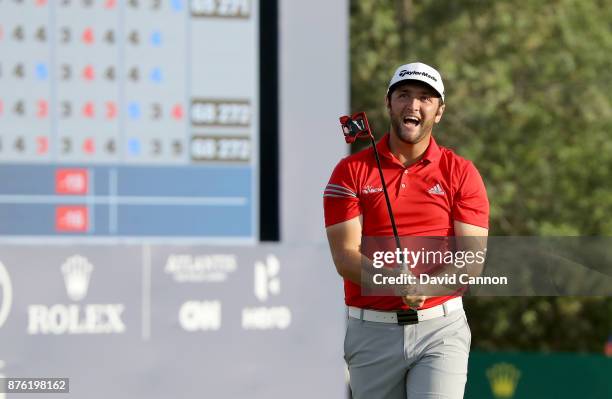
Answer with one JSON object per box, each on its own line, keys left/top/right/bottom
{"left": 369, "top": 136, "right": 401, "bottom": 251}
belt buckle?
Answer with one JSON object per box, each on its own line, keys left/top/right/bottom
{"left": 396, "top": 309, "right": 419, "bottom": 325}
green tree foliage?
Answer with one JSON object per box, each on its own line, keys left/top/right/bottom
{"left": 351, "top": 0, "right": 612, "bottom": 352}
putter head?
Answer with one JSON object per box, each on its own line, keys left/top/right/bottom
{"left": 339, "top": 112, "right": 372, "bottom": 143}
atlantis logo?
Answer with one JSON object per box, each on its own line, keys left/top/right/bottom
{"left": 165, "top": 254, "right": 237, "bottom": 283}
{"left": 27, "top": 255, "right": 126, "bottom": 335}
{"left": 486, "top": 363, "right": 521, "bottom": 398}
{"left": 0, "top": 262, "right": 12, "bottom": 329}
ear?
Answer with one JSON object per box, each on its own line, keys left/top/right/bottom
{"left": 434, "top": 102, "right": 445, "bottom": 123}
{"left": 385, "top": 95, "right": 391, "bottom": 111}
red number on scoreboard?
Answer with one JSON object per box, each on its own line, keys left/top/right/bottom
{"left": 105, "top": 101, "right": 117, "bottom": 119}
{"left": 172, "top": 104, "right": 184, "bottom": 120}
{"left": 36, "top": 136, "right": 49, "bottom": 154}
{"left": 83, "top": 65, "right": 95, "bottom": 81}
{"left": 37, "top": 99, "right": 48, "bottom": 118}
{"left": 82, "top": 27, "right": 94, "bottom": 45}
{"left": 82, "top": 102, "right": 95, "bottom": 118}
{"left": 83, "top": 138, "right": 95, "bottom": 154}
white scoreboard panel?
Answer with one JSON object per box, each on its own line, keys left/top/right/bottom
{"left": 0, "top": 0, "right": 258, "bottom": 241}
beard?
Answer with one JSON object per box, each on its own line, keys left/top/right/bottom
{"left": 389, "top": 111, "right": 435, "bottom": 145}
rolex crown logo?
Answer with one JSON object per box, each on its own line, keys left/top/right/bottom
{"left": 486, "top": 363, "right": 521, "bottom": 399}
{"left": 61, "top": 255, "right": 94, "bottom": 302}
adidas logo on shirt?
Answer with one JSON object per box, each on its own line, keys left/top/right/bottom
{"left": 427, "top": 184, "right": 445, "bottom": 196}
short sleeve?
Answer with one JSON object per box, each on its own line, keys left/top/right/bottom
{"left": 323, "top": 158, "right": 362, "bottom": 227}
{"left": 452, "top": 161, "right": 489, "bottom": 229}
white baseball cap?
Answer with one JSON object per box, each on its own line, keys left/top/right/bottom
{"left": 387, "top": 62, "right": 445, "bottom": 102}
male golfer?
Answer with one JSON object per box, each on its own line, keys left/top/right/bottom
{"left": 324, "top": 62, "right": 489, "bottom": 399}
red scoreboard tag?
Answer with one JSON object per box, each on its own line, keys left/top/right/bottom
{"left": 56, "top": 168, "right": 88, "bottom": 195}
{"left": 56, "top": 206, "right": 89, "bottom": 232}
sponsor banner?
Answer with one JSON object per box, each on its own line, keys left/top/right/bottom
{"left": 0, "top": 244, "right": 346, "bottom": 399}
{"left": 466, "top": 351, "right": 612, "bottom": 399}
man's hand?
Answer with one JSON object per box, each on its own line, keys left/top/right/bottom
{"left": 402, "top": 295, "right": 429, "bottom": 309}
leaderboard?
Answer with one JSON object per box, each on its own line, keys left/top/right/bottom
{"left": 0, "top": 0, "right": 258, "bottom": 240}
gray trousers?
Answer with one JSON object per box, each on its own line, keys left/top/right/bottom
{"left": 344, "top": 309, "right": 471, "bottom": 399}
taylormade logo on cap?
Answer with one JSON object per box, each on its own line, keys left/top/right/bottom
{"left": 388, "top": 62, "right": 445, "bottom": 102}
{"left": 399, "top": 69, "right": 438, "bottom": 82}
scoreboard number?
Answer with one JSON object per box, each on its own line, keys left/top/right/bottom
{"left": 61, "top": 64, "right": 72, "bottom": 80}
{"left": 61, "top": 137, "right": 72, "bottom": 154}
{"left": 13, "top": 25, "right": 25, "bottom": 41}
{"left": 106, "top": 138, "right": 116, "bottom": 154}
{"left": 128, "top": 30, "right": 140, "bottom": 45}
{"left": 190, "top": 99, "right": 250, "bottom": 127}
{"left": 36, "top": 136, "right": 49, "bottom": 154}
{"left": 150, "top": 103, "right": 162, "bottom": 119}
{"left": 60, "top": 27, "right": 71, "bottom": 44}
{"left": 105, "top": 66, "right": 115, "bottom": 81}
{"left": 36, "top": 26, "right": 47, "bottom": 42}
{"left": 60, "top": 101, "right": 72, "bottom": 118}
{"left": 14, "top": 136, "right": 25, "bottom": 153}
{"left": 14, "top": 100, "right": 25, "bottom": 116}
{"left": 13, "top": 63, "right": 25, "bottom": 79}
{"left": 190, "top": 136, "right": 250, "bottom": 162}
{"left": 128, "top": 67, "right": 140, "bottom": 82}
{"left": 190, "top": 0, "right": 250, "bottom": 18}
{"left": 104, "top": 29, "right": 115, "bottom": 44}
{"left": 172, "top": 140, "right": 183, "bottom": 156}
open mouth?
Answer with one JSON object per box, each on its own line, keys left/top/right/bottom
{"left": 403, "top": 116, "right": 421, "bottom": 127}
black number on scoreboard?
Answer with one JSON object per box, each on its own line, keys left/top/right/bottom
{"left": 151, "top": 103, "right": 162, "bottom": 120}
{"left": 61, "top": 64, "right": 72, "bottom": 80}
{"left": 35, "top": 26, "right": 47, "bottom": 42}
{"left": 12, "top": 25, "right": 24, "bottom": 41}
{"left": 61, "top": 137, "right": 72, "bottom": 154}
{"left": 14, "top": 136, "right": 25, "bottom": 153}
{"left": 128, "top": 67, "right": 139, "bottom": 82}
{"left": 105, "top": 66, "right": 115, "bottom": 81}
{"left": 128, "top": 30, "right": 140, "bottom": 45}
{"left": 172, "top": 140, "right": 183, "bottom": 156}
{"left": 61, "top": 27, "right": 71, "bottom": 44}
{"left": 106, "top": 138, "right": 116, "bottom": 154}
{"left": 104, "top": 30, "right": 115, "bottom": 44}
{"left": 61, "top": 101, "right": 72, "bottom": 118}
{"left": 14, "top": 100, "right": 25, "bottom": 116}
{"left": 152, "top": 139, "right": 162, "bottom": 155}
{"left": 13, "top": 63, "right": 24, "bottom": 79}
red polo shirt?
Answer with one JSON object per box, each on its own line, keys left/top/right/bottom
{"left": 323, "top": 134, "right": 489, "bottom": 310}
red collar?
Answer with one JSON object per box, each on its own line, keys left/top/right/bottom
{"left": 376, "top": 134, "right": 442, "bottom": 166}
